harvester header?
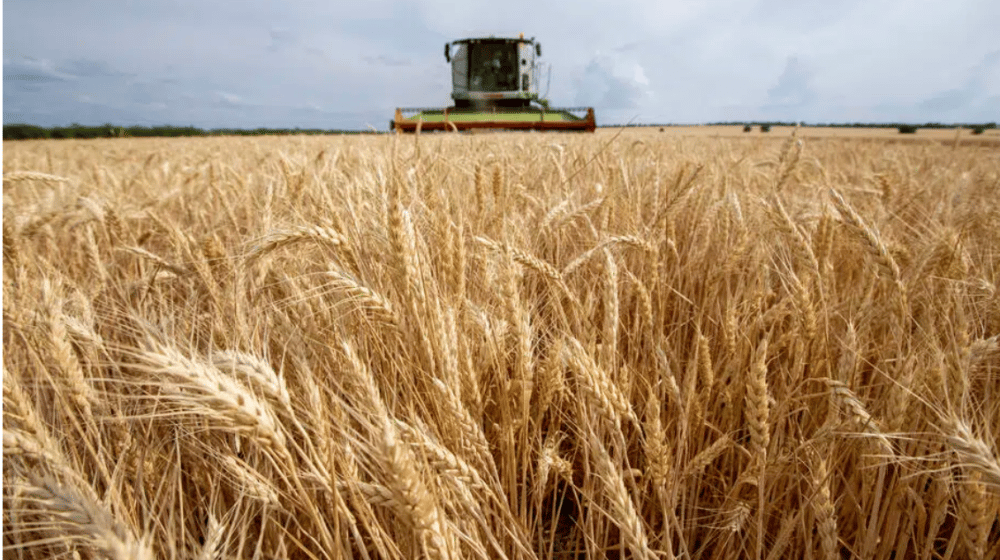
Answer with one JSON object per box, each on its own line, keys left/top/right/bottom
{"left": 392, "top": 35, "right": 596, "bottom": 132}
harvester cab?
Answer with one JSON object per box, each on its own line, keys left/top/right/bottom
{"left": 446, "top": 36, "right": 539, "bottom": 108}
{"left": 392, "top": 35, "right": 595, "bottom": 132}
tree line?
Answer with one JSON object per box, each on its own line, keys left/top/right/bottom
{"left": 3, "top": 123, "right": 378, "bottom": 140}
{"left": 710, "top": 121, "right": 997, "bottom": 130}
{"left": 603, "top": 121, "right": 997, "bottom": 133}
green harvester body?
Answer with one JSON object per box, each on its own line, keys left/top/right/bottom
{"left": 392, "top": 35, "right": 595, "bottom": 132}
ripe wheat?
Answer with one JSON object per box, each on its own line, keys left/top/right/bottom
{"left": 4, "top": 130, "right": 998, "bottom": 559}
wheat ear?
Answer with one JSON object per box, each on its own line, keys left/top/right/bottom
{"left": 563, "top": 337, "right": 638, "bottom": 430}
{"left": 16, "top": 474, "right": 155, "bottom": 560}
{"left": 941, "top": 415, "right": 1000, "bottom": 491}
{"left": 746, "top": 339, "right": 771, "bottom": 466}
{"left": 587, "top": 429, "right": 656, "bottom": 560}
{"left": 324, "top": 268, "right": 399, "bottom": 328}
{"left": 3, "top": 170, "right": 73, "bottom": 184}
{"left": 130, "top": 344, "right": 287, "bottom": 449}
{"left": 475, "top": 236, "right": 577, "bottom": 305}
{"left": 828, "top": 188, "right": 907, "bottom": 314}
{"left": 809, "top": 451, "right": 839, "bottom": 560}
{"left": 245, "top": 224, "right": 350, "bottom": 263}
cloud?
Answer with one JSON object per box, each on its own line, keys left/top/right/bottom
{"left": 305, "top": 47, "right": 328, "bottom": 59}
{"left": 633, "top": 65, "right": 649, "bottom": 87}
{"left": 56, "top": 59, "right": 132, "bottom": 79}
{"left": 3, "top": 57, "right": 74, "bottom": 83}
{"left": 4, "top": 74, "right": 59, "bottom": 84}
{"left": 573, "top": 53, "right": 653, "bottom": 110}
{"left": 3, "top": 0, "right": 998, "bottom": 128}
{"left": 268, "top": 27, "right": 298, "bottom": 53}
{"left": 917, "top": 50, "right": 1000, "bottom": 119}
{"left": 765, "top": 56, "right": 816, "bottom": 108}
{"left": 363, "top": 55, "right": 412, "bottom": 67}
{"left": 614, "top": 41, "right": 642, "bottom": 53}
{"left": 919, "top": 88, "right": 974, "bottom": 114}
{"left": 214, "top": 91, "right": 248, "bottom": 107}
{"left": 128, "top": 80, "right": 174, "bottom": 105}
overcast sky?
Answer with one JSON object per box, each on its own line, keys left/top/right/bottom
{"left": 4, "top": 0, "right": 999, "bottom": 130}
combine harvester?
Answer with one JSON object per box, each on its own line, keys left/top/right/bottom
{"left": 392, "top": 35, "right": 595, "bottom": 133}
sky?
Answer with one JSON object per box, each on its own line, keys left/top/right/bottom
{"left": 3, "top": 0, "right": 999, "bottom": 130}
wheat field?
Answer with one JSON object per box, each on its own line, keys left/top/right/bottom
{"left": 3, "top": 129, "right": 999, "bottom": 559}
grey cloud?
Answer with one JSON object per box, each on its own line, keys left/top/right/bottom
{"left": 919, "top": 88, "right": 975, "bottom": 113}
{"left": 129, "top": 83, "right": 155, "bottom": 105}
{"left": 749, "top": 1, "right": 861, "bottom": 33}
{"left": 56, "top": 59, "right": 131, "bottom": 78}
{"left": 918, "top": 49, "right": 1000, "bottom": 118}
{"left": 268, "top": 27, "right": 298, "bottom": 53}
{"left": 3, "top": 58, "right": 74, "bottom": 83}
{"left": 981, "top": 95, "right": 1000, "bottom": 119}
{"left": 363, "top": 55, "right": 412, "bottom": 67}
{"left": 765, "top": 56, "right": 815, "bottom": 108}
{"left": 979, "top": 50, "right": 1000, "bottom": 68}
{"left": 128, "top": 80, "right": 175, "bottom": 105}
{"left": 573, "top": 56, "right": 646, "bottom": 109}
{"left": 305, "top": 47, "right": 328, "bottom": 59}
{"left": 4, "top": 74, "right": 61, "bottom": 83}
{"left": 614, "top": 41, "right": 642, "bottom": 53}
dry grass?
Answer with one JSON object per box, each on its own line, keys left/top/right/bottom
{"left": 4, "top": 130, "right": 999, "bottom": 559}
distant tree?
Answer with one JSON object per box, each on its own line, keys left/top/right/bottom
{"left": 760, "top": 124, "right": 771, "bottom": 133}
{"left": 743, "top": 124, "right": 752, "bottom": 132}
{"left": 3, "top": 124, "right": 50, "bottom": 140}
{"left": 898, "top": 125, "right": 918, "bottom": 134}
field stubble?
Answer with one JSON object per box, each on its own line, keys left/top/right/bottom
{"left": 3, "top": 129, "right": 999, "bottom": 559}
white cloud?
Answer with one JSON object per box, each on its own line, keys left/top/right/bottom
{"left": 633, "top": 64, "right": 649, "bottom": 87}
{"left": 5, "top": 57, "right": 76, "bottom": 82}
{"left": 214, "top": 91, "right": 246, "bottom": 107}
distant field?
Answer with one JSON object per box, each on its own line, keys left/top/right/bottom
{"left": 4, "top": 132, "right": 998, "bottom": 560}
